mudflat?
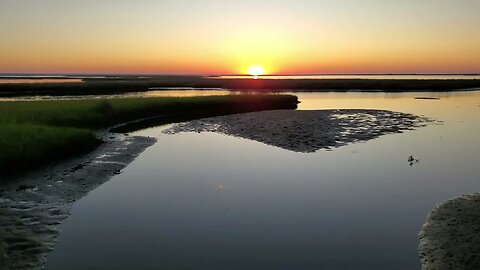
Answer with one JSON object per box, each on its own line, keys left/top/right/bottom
{"left": 165, "top": 109, "right": 434, "bottom": 153}
{"left": 0, "top": 133, "right": 156, "bottom": 270}
{"left": 420, "top": 194, "right": 480, "bottom": 270}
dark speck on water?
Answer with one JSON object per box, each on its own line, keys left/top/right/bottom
{"left": 408, "top": 155, "right": 420, "bottom": 166}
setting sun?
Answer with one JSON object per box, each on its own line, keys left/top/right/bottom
{"left": 247, "top": 65, "right": 265, "bottom": 77}
{"left": 2, "top": 1, "right": 480, "bottom": 269}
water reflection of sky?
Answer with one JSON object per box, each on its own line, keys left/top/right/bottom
{"left": 0, "top": 78, "right": 83, "bottom": 84}
{"left": 0, "top": 90, "right": 235, "bottom": 101}
{"left": 46, "top": 91, "right": 480, "bottom": 270}
{"left": 214, "top": 74, "right": 480, "bottom": 80}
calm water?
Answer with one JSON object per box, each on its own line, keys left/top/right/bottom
{"left": 46, "top": 91, "right": 480, "bottom": 270}
{"left": 214, "top": 74, "right": 480, "bottom": 80}
{"left": 0, "top": 90, "right": 238, "bottom": 101}
{"left": 0, "top": 78, "right": 83, "bottom": 84}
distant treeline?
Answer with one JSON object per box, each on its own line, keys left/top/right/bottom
{"left": 1, "top": 76, "right": 480, "bottom": 96}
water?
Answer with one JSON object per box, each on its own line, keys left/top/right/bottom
{"left": 0, "top": 90, "right": 241, "bottom": 102}
{"left": 44, "top": 91, "right": 480, "bottom": 269}
{"left": 0, "top": 78, "right": 83, "bottom": 84}
{"left": 0, "top": 89, "right": 304, "bottom": 102}
{"left": 214, "top": 74, "right": 480, "bottom": 80}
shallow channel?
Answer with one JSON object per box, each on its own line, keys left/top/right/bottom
{"left": 45, "top": 91, "right": 480, "bottom": 270}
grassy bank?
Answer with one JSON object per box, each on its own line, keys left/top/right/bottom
{"left": 0, "top": 95, "right": 298, "bottom": 178}
{"left": 1, "top": 76, "right": 480, "bottom": 96}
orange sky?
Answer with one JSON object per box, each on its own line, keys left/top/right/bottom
{"left": 1, "top": 1, "right": 479, "bottom": 75}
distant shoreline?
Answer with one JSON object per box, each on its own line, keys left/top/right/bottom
{"left": 1, "top": 76, "right": 480, "bottom": 97}
{"left": 1, "top": 73, "right": 480, "bottom": 77}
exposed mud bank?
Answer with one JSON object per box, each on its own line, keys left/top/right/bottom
{"left": 419, "top": 194, "right": 480, "bottom": 270}
{"left": 0, "top": 133, "right": 155, "bottom": 270}
{"left": 165, "top": 109, "right": 434, "bottom": 153}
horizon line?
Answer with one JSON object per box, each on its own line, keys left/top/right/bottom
{"left": 1, "top": 72, "right": 480, "bottom": 77}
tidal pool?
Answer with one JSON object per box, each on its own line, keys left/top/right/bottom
{"left": 45, "top": 91, "right": 480, "bottom": 270}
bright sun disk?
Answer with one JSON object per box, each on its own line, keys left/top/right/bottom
{"left": 247, "top": 65, "right": 265, "bottom": 77}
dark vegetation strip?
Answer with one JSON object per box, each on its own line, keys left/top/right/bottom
{"left": 0, "top": 95, "right": 298, "bottom": 178}
{"left": 1, "top": 77, "right": 480, "bottom": 96}
{"left": 212, "top": 78, "right": 480, "bottom": 92}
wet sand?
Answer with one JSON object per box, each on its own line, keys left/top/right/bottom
{"left": 165, "top": 109, "right": 434, "bottom": 153}
{"left": 0, "top": 133, "right": 155, "bottom": 270}
{"left": 419, "top": 194, "right": 480, "bottom": 270}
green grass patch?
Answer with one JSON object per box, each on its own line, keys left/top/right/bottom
{"left": 0, "top": 95, "right": 298, "bottom": 178}
{"left": 0, "top": 123, "right": 100, "bottom": 174}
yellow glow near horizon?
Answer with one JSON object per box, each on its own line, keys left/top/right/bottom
{"left": 1, "top": 1, "right": 480, "bottom": 74}
{"left": 247, "top": 65, "right": 265, "bottom": 76}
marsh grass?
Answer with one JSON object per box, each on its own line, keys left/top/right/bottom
{"left": 0, "top": 95, "right": 298, "bottom": 177}
{"left": 1, "top": 77, "right": 480, "bottom": 97}
{"left": 0, "top": 123, "right": 99, "bottom": 174}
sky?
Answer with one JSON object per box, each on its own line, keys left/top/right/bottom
{"left": 1, "top": 0, "right": 480, "bottom": 75}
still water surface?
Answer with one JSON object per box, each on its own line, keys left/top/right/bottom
{"left": 46, "top": 91, "right": 480, "bottom": 270}
{"left": 214, "top": 74, "right": 480, "bottom": 80}
{"left": 0, "top": 78, "right": 83, "bottom": 84}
